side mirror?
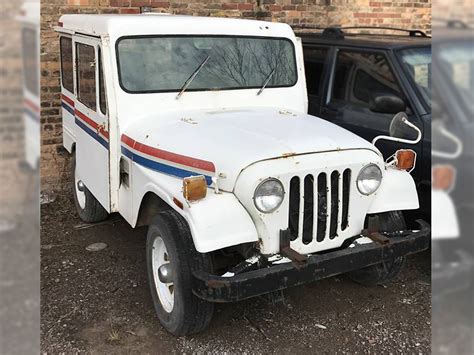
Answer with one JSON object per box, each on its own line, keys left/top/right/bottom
{"left": 372, "top": 112, "right": 422, "bottom": 146}
{"left": 369, "top": 93, "right": 406, "bottom": 114}
{"left": 432, "top": 120, "right": 463, "bottom": 159}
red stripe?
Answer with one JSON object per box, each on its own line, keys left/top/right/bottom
{"left": 75, "top": 109, "right": 109, "bottom": 140}
{"left": 24, "top": 98, "right": 39, "bottom": 113}
{"left": 121, "top": 134, "right": 215, "bottom": 173}
{"left": 61, "top": 94, "right": 75, "bottom": 107}
{"left": 121, "top": 134, "right": 136, "bottom": 148}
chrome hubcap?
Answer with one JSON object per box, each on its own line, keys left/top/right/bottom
{"left": 158, "top": 263, "right": 173, "bottom": 284}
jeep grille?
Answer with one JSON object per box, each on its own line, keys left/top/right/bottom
{"left": 288, "top": 169, "right": 351, "bottom": 245}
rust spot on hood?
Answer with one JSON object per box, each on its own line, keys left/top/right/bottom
{"left": 181, "top": 117, "right": 198, "bottom": 125}
{"left": 281, "top": 152, "right": 297, "bottom": 158}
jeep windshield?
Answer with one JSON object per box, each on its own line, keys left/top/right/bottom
{"left": 116, "top": 36, "right": 297, "bottom": 94}
{"left": 398, "top": 46, "right": 432, "bottom": 111}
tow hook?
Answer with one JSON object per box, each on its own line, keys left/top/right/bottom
{"left": 362, "top": 229, "right": 390, "bottom": 245}
{"left": 279, "top": 229, "right": 308, "bottom": 268}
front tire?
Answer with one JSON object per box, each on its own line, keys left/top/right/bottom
{"left": 348, "top": 211, "right": 407, "bottom": 286}
{"left": 146, "top": 210, "right": 214, "bottom": 336}
{"left": 71, "top": 152, "right": 108, "bottom": 223}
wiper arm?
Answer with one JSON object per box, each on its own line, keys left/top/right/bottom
{"left": 257, "top": 68, "right": 275, "bottom": 96}
{"left": 176, "top": 55, "right": 211, "bottom": 100}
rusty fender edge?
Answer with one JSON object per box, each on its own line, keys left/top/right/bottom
{"left": 192, "top": 220, "right": 430, "bottom": 303}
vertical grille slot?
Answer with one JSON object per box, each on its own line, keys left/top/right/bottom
{"left": 302, "top": 175, "right": 314, "bottom": 245}
{"left": 342, "top": 169, "right": 351, "bottom": 231}
{"left": 316, "top": 173, "right": 327, "bottom": 242}
{"left": 329, "top": 171, "right": 340, "bottom": 239}
{"left": 288, "top": 176, "right": 300, "bottom": 241}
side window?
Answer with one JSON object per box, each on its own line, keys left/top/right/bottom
{"left": 98, "top": 49, "right": 107, "bottom": 115}
{"left": 22, "top": 28, "right": 39, "bottom": 96}
{"left": 60, "top": 37, "right": 74, "bottom": 93}
{"left": 76, "top": 43, "right": 96, "bottom": 110}
{"left": 303, "top": 47, "right": 329, "bottom": 97}
{"left": 332, "top": 50, "right": 403, "bottom": 106}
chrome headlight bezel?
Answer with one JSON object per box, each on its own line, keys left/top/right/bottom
{"left": 357, "top": 163, "right": 383, "bottom": 195}
{"left": 253, "top": 178, "right": 285, "bottom": 213}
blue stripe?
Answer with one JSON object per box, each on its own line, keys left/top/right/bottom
{"left": 121, "top": 146, "right": 213, "bottom": 185}
{"left": 62, "top": 102, "right": 75, "bottom": 115}
{"left": 24, "top": 108, "right": 39, "bottom": 123}
{"left": 75, "top": 118, "right": 109, "bottom": 150}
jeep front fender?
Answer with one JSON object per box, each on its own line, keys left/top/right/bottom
{"left": 183, "top": 192, "right": 259, "bottom": 253}
{"left": 367, "top": 168, "right": 419, "bottom": 214}
{"left": 131, "top": 165, "right": 258, "bottom": 253}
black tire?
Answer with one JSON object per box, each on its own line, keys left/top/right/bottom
{"left": 71, "top": 152, "right": 108, "bottom": 223}
{"left": 348, "top": 211, "right": 407, "bottom": 286}
{"left": 146, "top": 210, "right": 214, "bottom": 336}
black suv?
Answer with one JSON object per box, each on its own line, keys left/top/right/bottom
{"left": 298, "top": 27, "right": 431, "bottom": 220}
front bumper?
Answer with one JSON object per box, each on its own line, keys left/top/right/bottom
{"left": 193, "top": 220, "right": 430, "bottom": 303}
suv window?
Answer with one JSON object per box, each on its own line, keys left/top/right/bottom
{"left": 332, "top": 50, "right": 403, "bottom": 106}
{"left": 76, "top": 43, "right": 96, "bottom": 110}
{"left": 303, "top": 47, "right": 329, "bottom": 97}
{"left": 60, "top": 37, "right": 74, "bottom": 93}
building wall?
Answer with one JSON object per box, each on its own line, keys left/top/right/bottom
{"left": 40, "top": 0, "right": 431, "bottom": 191}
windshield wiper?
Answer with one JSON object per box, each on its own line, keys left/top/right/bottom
{"left": 257, "top": 68, "right": 276, "bottom": 96}
{"left": 176, "top": 55, "right": 211, "bottom": 99}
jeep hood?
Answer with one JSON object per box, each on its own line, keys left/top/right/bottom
{"left": 121, "top": 107, "right": 380, "bottom": 192}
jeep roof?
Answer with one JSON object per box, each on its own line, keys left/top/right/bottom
{"left": 57, "top": 14, "right": 294, "bottom": 39}
{"left": 296, "top": 26, "right": 431, "bottom": 49}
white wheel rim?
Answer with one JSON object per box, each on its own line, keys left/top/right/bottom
{"left": 152, "top": 236, "right": 174, "bottom": 313}
{"left": 74, "top": 163, "right": 86, "bottom": 209}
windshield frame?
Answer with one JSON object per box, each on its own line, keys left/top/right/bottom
{"left": 115, "top": 34, "right": 299, "bottom": 95}
{"left": 395, "top": 45, "right": 432, "bottom": 114}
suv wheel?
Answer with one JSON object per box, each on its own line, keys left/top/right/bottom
{"left": 146, "top": 210, "right": 214, "bottom": 336}
{"left": 348, "top": 211, "right": 407, "bottom": 286}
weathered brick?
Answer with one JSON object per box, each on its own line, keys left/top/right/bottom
{"left": 222, "top": 3, "right": 238, "bottom": 10}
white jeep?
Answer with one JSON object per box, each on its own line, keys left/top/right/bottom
{"left": 55, "top": 14, "right": 429, "bottom": 335}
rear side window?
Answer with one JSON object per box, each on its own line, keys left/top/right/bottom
{"left": 22, "top": 28, "right": 39, "bottom": 96}
{"left": 303, "top": 47, "right": 329, "bottom": 97}
{"left": 76, "top": 43, "right": 96, "bottom": 110}
{"left": 98, "top": 48, "right": 107, "bottom": 115}
{"left": 332, "top": 50, "right": 403, "bottom": 106}
{"left": 60, "top": 37, "right": 74, "bottom": 93}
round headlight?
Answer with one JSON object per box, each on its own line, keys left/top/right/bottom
{"left": 357, "top": 164, "right": 383, "bottom": 195}
{"left": 254, "top": 178, "right": 285, "bottom": 213}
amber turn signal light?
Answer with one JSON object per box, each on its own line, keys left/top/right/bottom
{"left": 395, "top": 149, "right": 416, "bottom": 171}
{"left": 183, "top": 175, "right": 207, "bottom": 201}
{"left": 432, "top": 165, "right": 455, "bottom": 191}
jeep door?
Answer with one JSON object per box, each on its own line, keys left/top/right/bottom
{"left": 72, "top": 36, "right": 110, "bottom": 211}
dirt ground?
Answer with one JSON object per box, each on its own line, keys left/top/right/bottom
{"left": 41, "top": 196, "right": 431, "bottom": 354}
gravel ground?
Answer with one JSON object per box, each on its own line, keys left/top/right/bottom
{"left": 41, "top": 196, "right": 431, "bottom": 354}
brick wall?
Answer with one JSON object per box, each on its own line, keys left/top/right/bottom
{"left": 40, "top": 0, "right": 431, "bottom": 191}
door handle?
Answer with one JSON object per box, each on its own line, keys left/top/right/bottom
{"left": 96, "top": 121, "right": 108, "bottom": 134}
